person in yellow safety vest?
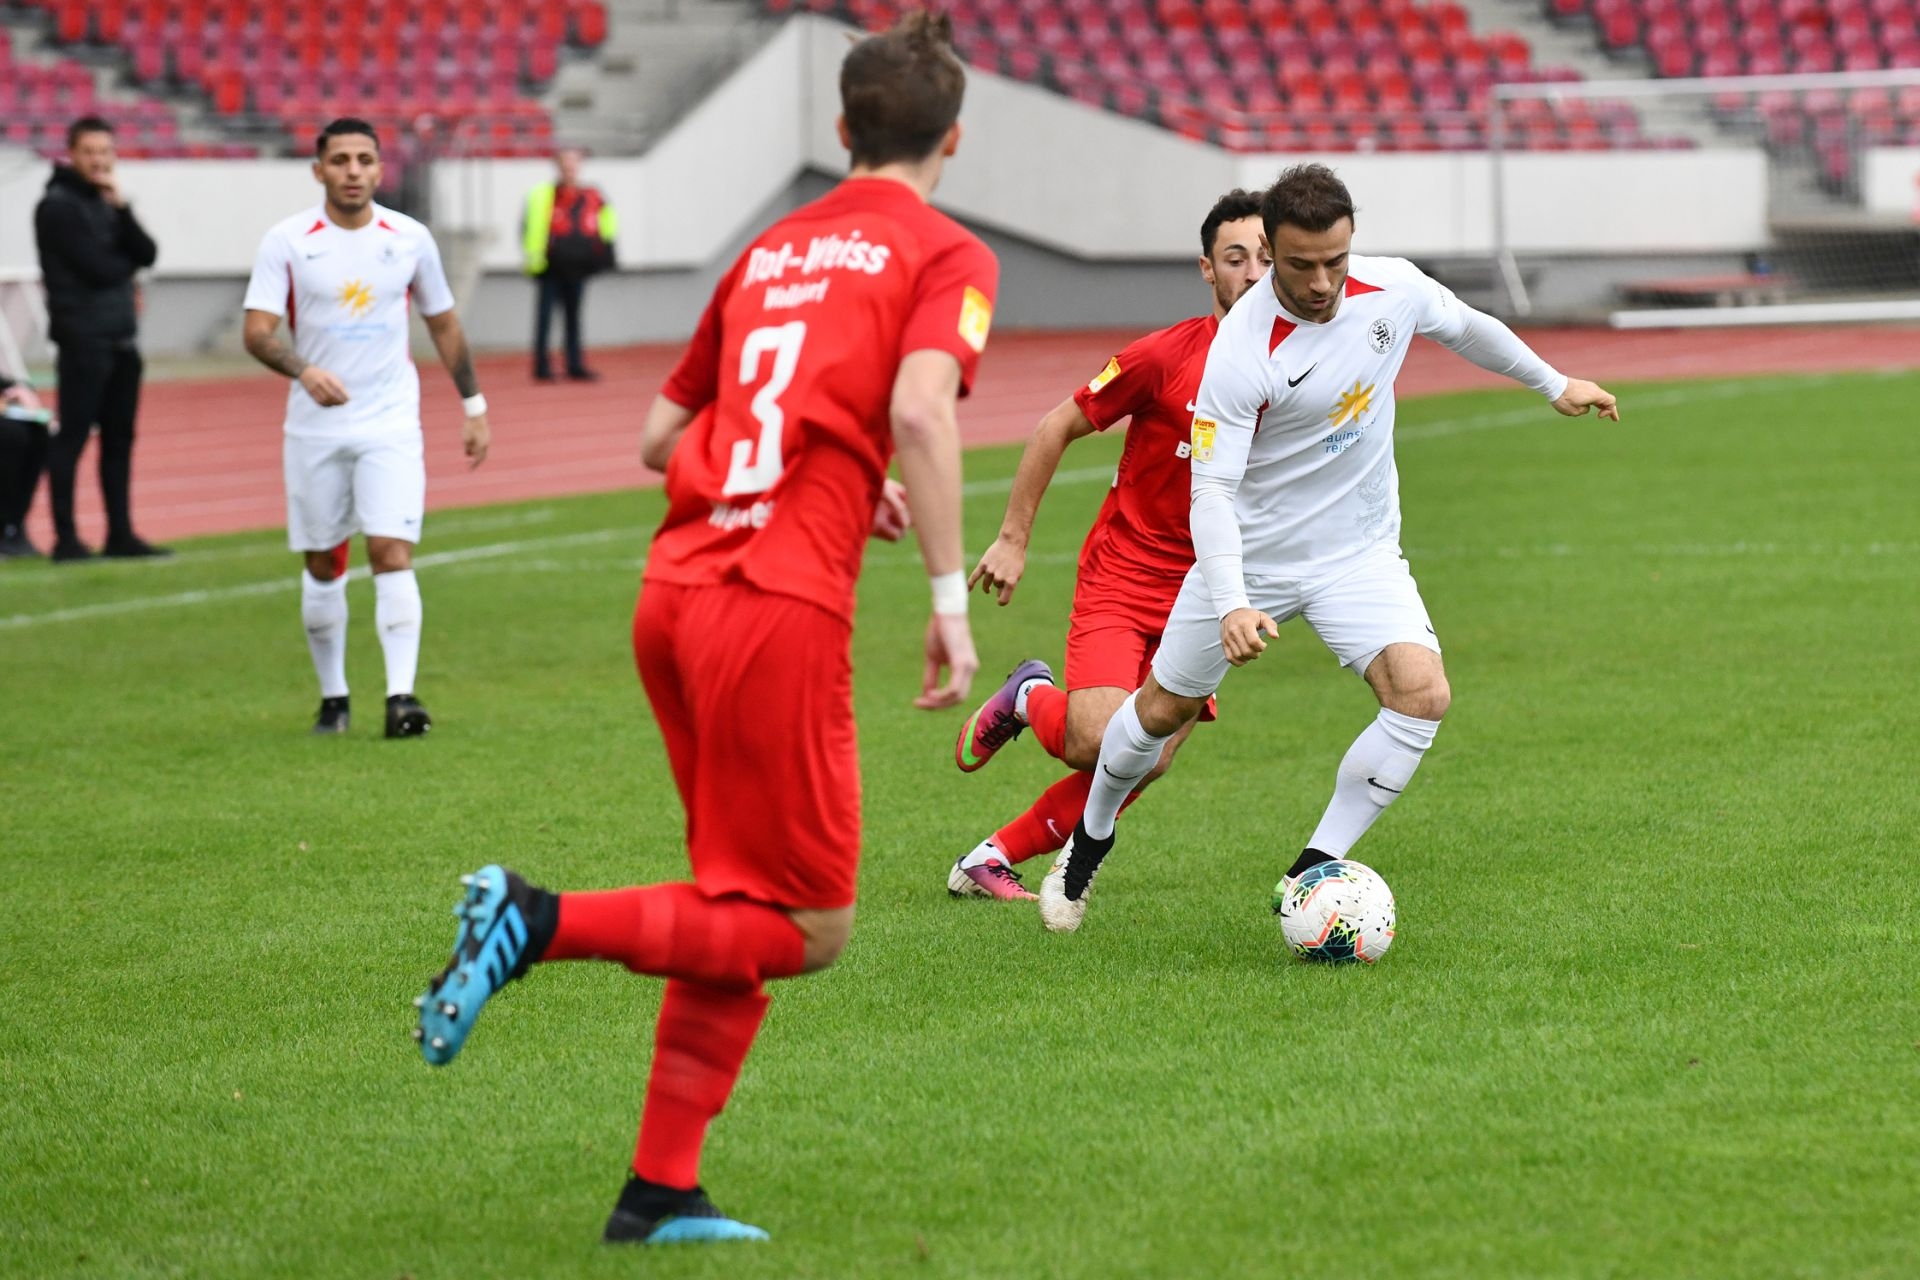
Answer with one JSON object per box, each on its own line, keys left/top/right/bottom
{"left": 522, "top": 147, "right": 617, "bottom": 382}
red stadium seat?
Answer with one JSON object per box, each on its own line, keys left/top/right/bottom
{"left": 568, "top": 1, "right": 606, "bottom": 47}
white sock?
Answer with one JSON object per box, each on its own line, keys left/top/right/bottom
{"left": 959, "top": 838, "right": 1003, "bottom": 870}
{"left": 1014, "top": 677, "right": 1047, "bottom": 722}
{"left": 374, "top": 569, "right": 423, "bottom": 697}
{"left": 1305, "top": 708, "right": 1441, "bottom": 858}
{"left": 1082, "top": 693, "right": 1170, "bottom": 839}
{"left": 301, "top": 570, "right": 349, "bottom": 698}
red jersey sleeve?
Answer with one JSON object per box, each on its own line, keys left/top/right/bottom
{"left": 660, "top": 254, "right": 744, "bottom": 411}
{"left": 1071, "top": 329, "right": 1173, "bottom": 431}
{"left": 898, "top": 236, "right": 999, "bottom": 395}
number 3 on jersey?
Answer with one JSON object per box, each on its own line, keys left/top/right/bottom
{"left": 722, "top": 321, "right": 807, "bottom": 497}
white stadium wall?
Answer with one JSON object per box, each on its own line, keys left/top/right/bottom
{"left": 1861, "top": 147, "right": 1920, "bottom": 219}
{"left": 1, "top": 13, "right": 1776, "bottom": 356}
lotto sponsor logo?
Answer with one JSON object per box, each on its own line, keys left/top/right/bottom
{"left": 1189, "top": 417, "right": 1216, "bottom": 463}
{"left": 959, "top": 285, "right": 993, "bottom": 354}
{"left": 1330, "top": 380, "right": 1375, "bottom": 430}
{"left": 338, "top": 278, "right": 375, "bottom": 318}
{"left": 1087, "top": 357, "right": 1122, "bottom": 393}
{"left": 743, "top": 230, "right": 893, "bottom": 286}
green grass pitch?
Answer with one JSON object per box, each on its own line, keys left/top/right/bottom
{"left": 2, "top": 370, "right": 1916, "bottom": 1279}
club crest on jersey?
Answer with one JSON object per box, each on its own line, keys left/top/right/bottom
{"left": 1189, "top": 417, "right": 1216, "bottom": 463}
{"left": 959, "top": 286, "right": 993, "bottom": 354}
{"left": 1369, "top": 318, "right": 1396, "bottom": 354}
{"left": 379, "top": 242, "right": 400, "bottom": 265}
{"left": 338, "top": 278, "right": 375, "bottom": 318}
{"left": 1087, "top": 357, "right": 1121, "bottom": 393}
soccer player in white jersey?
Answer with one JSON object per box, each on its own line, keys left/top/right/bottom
{"left": 241, "top": 118, "right": 491, "bottom": 738}
{"left": 1039, "top": 163, "right": 1620, "bottom": 932}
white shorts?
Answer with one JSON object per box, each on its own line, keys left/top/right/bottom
{"left": 284, "top": 433, "right": 425, "bottom": 552}
{"left": 1151, "top": 545, "right": 1441, "bottom": 698}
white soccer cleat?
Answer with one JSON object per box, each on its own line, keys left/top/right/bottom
{"left": 1038, "top": 822, "right": 1114, "bottom": 933}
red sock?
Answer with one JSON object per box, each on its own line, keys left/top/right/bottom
{"left": 991, "top": 773, "right": 1146, "bottom": 865}
{"left": 1025, "top": 683, "right": 1068, "bottom": 761}
{"left": 632, "top": 978, "right": 769, "bottom": 1189}
{"left": 545, "top": 883, "right": 806, "bottom": 990}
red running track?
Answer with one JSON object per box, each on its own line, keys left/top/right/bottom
{"left": 21, "top": 324, "right": 1920, "bottom": 545}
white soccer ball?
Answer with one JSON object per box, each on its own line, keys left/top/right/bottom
{"left": 1272, "top": 859, "right": 1396, "bottom": 964}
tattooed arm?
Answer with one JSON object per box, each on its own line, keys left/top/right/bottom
{"left": 243, "top": 309, "right": 347, "bottom": 406}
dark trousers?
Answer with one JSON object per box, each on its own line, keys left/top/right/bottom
{"left": 0, "top": 414, "right": 49, "bottom": 537}
{"left": 533, "top": 273, "right": 588, "bottom": 377}
{"left": 49, "top": 343, "right": 143, "bottom": 545}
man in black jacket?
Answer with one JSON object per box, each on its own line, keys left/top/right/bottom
{"left": 34, "top": 116, "right": 168, "bottom": 560}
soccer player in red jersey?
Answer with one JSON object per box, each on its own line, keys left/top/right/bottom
{"left": 946, "top": 190, "right": 1270, "bottom": 901}
{"left": 409, "top": 13, "right": 996, "bottom": 1245}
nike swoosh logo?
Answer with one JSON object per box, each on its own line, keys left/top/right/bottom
{"left": 1286, "top": 364, "right": 1317, "bottom": 388}
{"left": 1045, "top": 818, "right": 1061, "bottom": 839}
{"left": 1185, "top": 399, "right": 1199, "bottom": 412}
{"left": 304, "top": 250, "right": 327, "bottom": 259}
{"left": 1366, "top": 777, "right": 1403, "bottom": 795}
{"left": 1101, "top": 765, "right": 1130, "bottom": 781}
{"left": 1424, "top": 625, "right": 1436, "bottom": 636}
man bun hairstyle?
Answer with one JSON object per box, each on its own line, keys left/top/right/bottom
{"left": 1261, "top": 163, "right": 1356, "bottom": 239}
{"left": 316, "top": 117, "right": 381, "bottom": 158}
{"left": 67, "top": 115, "right": 114, "bottom": 148}
{"left": 840, "top": 10, "right": 968, "bottom": 168}
{"left": 1200, "top": 187, "right": 1264, "bottom": 258}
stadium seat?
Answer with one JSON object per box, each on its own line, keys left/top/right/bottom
{"left": 21, "top": 0, "right": 595, "bottom": 159}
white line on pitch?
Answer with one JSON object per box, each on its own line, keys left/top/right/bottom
{"left": 0, "top": 527, "right": 643, "bottom": 630}
{"left": 4, "top": 371, "right": 1905, "bottom": 629}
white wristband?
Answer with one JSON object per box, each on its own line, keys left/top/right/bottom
{"left": 930, "top": 570, "right": 968, "bottom": 616}
{"left": 462, "top": 393, "right": 488, "bottom": 418}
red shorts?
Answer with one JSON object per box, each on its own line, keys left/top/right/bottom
{"left": 1065, "top": 590, "right": 1218, "bottom": 721}
{"left": 633, "top": 579, "right": 860, "bottom": 910}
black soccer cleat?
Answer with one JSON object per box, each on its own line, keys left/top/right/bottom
{"left": 602, "top": 1175, "right": 768, "bottom": 1246}
{"left": 312, "top": 695, "right": 350, "bottom": 735}
{"left": 385, "top": 693, "right": 431, "bottom": 739}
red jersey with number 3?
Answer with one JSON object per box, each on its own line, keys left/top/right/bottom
{"left": 645, "top": 178, "right": 999, "bottom": 620}
{"left": 1069, "top": 314, "right": 1218, "bottom": 614}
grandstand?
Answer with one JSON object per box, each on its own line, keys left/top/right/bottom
{"left": 4, "top": 0, "right": 614, "bottom": 166}
{"left": 0, "top": 0, "right": 1915, "bottom": 352}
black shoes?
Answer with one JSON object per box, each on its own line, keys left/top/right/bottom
{"left": 385, "top": 693, "right": 432, "bottom": 738}
{"left": 601, "top": 1175, "right": 768, "bottom": 1245}
{"left": 101, "top": 535, "right": 172, "bottom": 559}
{"left": 0, "top": 529, "right": 40, "bottom": 559}
{"left": 565, "top": 367, "right": 600, "bottom": 382}
{"left": 314, "top": 695, "right": 430, "bottom": 737}
{"left": 312, "top": 696, "right": 350, "bottom": 735}
{"left": 51, "top": 535, "right": 172, "bottom": 561}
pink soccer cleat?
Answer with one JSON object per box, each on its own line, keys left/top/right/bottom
{"left": 947, "top": 856, "right": 1038, "bottom": 902}
{"left": 954, "top": 659, "right": 1053, "bottom": 773}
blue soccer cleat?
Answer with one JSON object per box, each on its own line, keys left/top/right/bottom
{"left": 602, "top": 1176, "right": 769, "bottom": 1246}
{"left": 411, "top": 865, "right": 551, "bottom": 1066}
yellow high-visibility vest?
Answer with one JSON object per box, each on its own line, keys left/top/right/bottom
{"left": 522, "top": 182, "right": 619, "bottom": 276}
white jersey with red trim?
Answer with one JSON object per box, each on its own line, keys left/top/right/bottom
{"left": 1189, "top": 254, "right": 1564, "bottom": 581}
{"left": 243, "top": 203, "right": 456, "bottom": 440}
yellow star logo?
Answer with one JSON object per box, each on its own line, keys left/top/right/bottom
{"left": 337, "top": 278, "right": 375, "bottom": 318}
{"left": 1330, "top": 379, "right": 1374, "bottom": 430}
